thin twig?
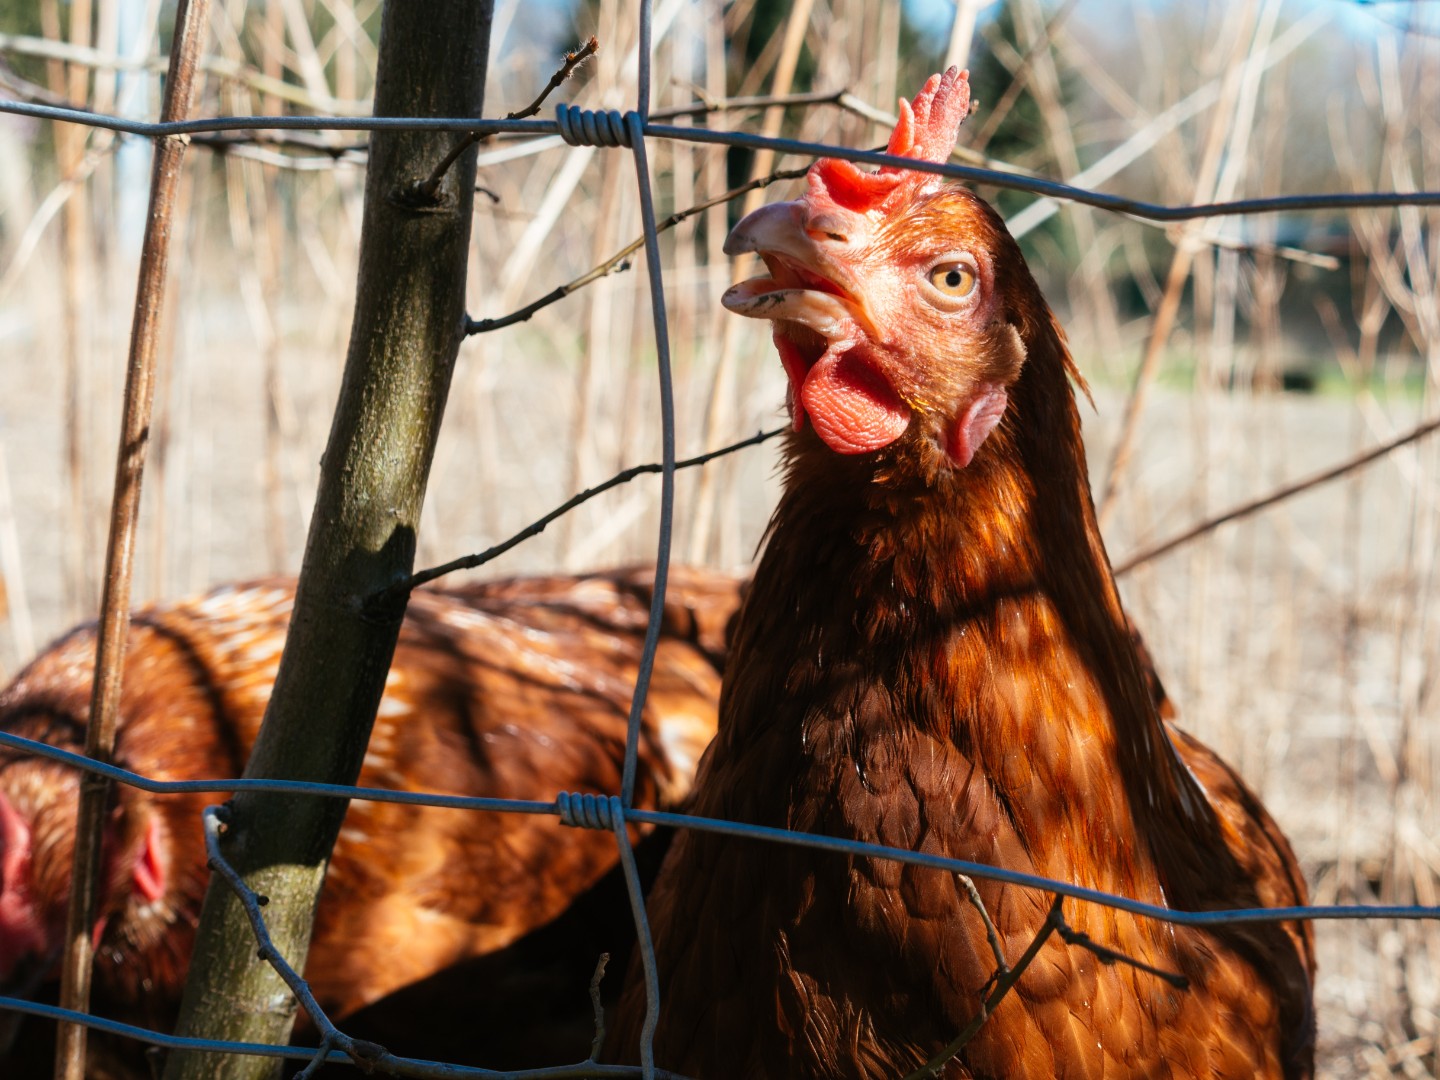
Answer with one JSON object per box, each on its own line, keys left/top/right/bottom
{"left": 410, "top": 36, "right": 599, "bottom": 203}
{"left": 188, "top": 129, "right": 368, "bottom": 159}
{"left": 1114, "top": 414, "right": 1440, "bottom": 576}
{"left": 588, "top": 953, "right": 611, "bottom": 1062}
{"left": 901, "top": 895, "right": 1065, "bottom": 1080}
{"left": 956, "top": 875, "right": 1008, "bottom": 977}
{"left": 370, "top": 426, "right": 785, "bottom": 608}
{"left": 468, "top": 167, "right": 809, "bottom": 334}
{"left": 205, "top": 807, "right": 679, "bottom": 1079}
{"left": 0, "top": 30, "right": 373, "bottom": 115}
{"left": 202, "top": 806, "right": 388, "bottom": 1077}
{"left": 512, "top": 36, "right": 600, "bottom": 122}
{"left": 1049, "top": 907, "right": 1190, "bottom": 989}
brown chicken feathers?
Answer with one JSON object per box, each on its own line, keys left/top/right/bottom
{"left": 0, "top": 567, "right": 738, "bottom": 1075}
{"left": 608, "top": 69, "right": 1315, "bottom": 1078}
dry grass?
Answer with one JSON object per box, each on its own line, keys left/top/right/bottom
{"left": 1, "top": 0, "right": 1438, "bottom": 1074}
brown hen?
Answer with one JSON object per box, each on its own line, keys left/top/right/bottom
{"left": 0, "top": 566, "right": 739, "bottom": 1074}
{"left": 607, "top": 69, "right": 1313, "bottom": 1078}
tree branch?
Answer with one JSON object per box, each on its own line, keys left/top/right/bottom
{"left": 163, "top": 2, "right": 497, "bottom": 1076}
{"left": 1114, "top": 413, "right": 1440, "bottom": 576}
{"left": 370, "top": 425, "right": 785, "bottom": 609}
{"left": 467, "top": 167, "right": 810, "bottom": 334}
{"left": 407, "top": 36, "right": 598, "bottom": 205}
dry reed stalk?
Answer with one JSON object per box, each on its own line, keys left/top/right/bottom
{"left": 86, "top": 0, "right": 117, "bottom": 307}
{"left": 1013, "top": 0, "right": 1119, "bottom": 359}
{"left": 969, "top": 0, "right": 1078, "bottom": 156}
{"left": 945, "top": 0, "right": 994, "bottom": 73}
{"left": 1097, "top": 0, "right": 1276, "bottom": 530}
{"left": 690, "top": 0, "right": 813, "bottom": 562}
{"left": 1250, "top": 99, "right": 1297, "bottom": 797}
{"left": 1376, "top": 35, "right": 1440, "bottom": 1051}
{"left": 1180, "top": 216, "right": 1217, "bottom": 754}
{"left": 666, "top": 10, "right": 702, "bottom": 441}
{"left": 684, "top": 0, "right": 740, "bottom": 565}
{"left": 39, "top": 0, "right": 97, "bottom": 624}
{"left": 564, "top": 152, "right": 628, "bottom": 563}
{"left": 1322, "top": 280, "right": 1390, "bottom": 906}
{"left": 224, "top": 117, "right": 289, "bottom": 570}
{"left": 730, "top": 9, "right": 786, "bottom": 98}
{"left": 0, "top": 441, "right": 34, "bottom": 673}
{"left": 210, "top": 9, "right": 290, "bottom": 573}
{"left": 738, "top": 0, "right": 814, "bottom": 218}
{"left": 0, "top": 31, "right": 375, "bottom": 113}
{"left": 259, "top": 0, "right": 297, "bottom": 573}
{"left": 142, "top": 121, "right": 201, "bottom": 605}
{"left": 870, "top": 0, "right": 899, "bottom": 118}
{"left": 278, "top": 0, "right": 336, "bottom": 115}
{"left": 143, "top": 2, "right": 215, "bottom": 605}
{"left": 51, "top": 0, "right": 212, "bottom": 1069}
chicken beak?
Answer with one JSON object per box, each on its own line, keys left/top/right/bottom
{"left": 722, "top": 200, "right": 805, "bottom": 258}
{"left": 721, "top": 278, "right": 854, "bottom": 339}
{"left": 720, "top": 201, "right": 880, "bottom": 342}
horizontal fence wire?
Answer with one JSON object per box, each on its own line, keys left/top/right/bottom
{"left": 3, "top": 4, "right": 1440, "bottom": 1075}
{"left": 4, "top": 98, "right": 1440, "bottom": 221}
{"left": 3, "top": 729, "right": 1438, "bottom": 930}
{"left": 0, "top": 993, "right": 690, "bottom": 1079}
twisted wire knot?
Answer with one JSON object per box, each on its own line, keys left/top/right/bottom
{"left": 555, "top": 105, "right": 634, "bottom": 148}
{"left": 556, "top": 791, "right": 622, "bottom": 830}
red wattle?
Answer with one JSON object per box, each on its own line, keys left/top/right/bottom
{"left": 799, "top": 350, "right": 910, "bottom": 455}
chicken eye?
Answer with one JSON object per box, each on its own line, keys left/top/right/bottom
{"left": 927, "top": 260, "right": 977, "bottom": 298}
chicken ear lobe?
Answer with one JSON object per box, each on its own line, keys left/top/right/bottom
{"left": 131, "top": 815, "right": 168, "bottom": 904}
{"left": 947, "top": 385, "right": 1008, "bottom": 468}
{"left": 0, "top": 791, "right": 45, "bottom": 983}
{"left": 945, "top": 324, "right": 1026, "bottom": 468}
{"left": 0, "top": 791, "right": 27, "bottom": 896}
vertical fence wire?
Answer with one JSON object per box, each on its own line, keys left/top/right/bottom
{"left": 616, "top": 6, "right": 669, "bottom": 1071}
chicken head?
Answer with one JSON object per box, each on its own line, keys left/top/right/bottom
{"left": 0, "top": 779, "right": 169, "bottom": 1002}
{"left": 724, "top": 67, "right": 1026, "bottom": 470}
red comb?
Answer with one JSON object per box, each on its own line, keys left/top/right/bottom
{"left": 807, "top": 68, "right": 972, "bottom": 215}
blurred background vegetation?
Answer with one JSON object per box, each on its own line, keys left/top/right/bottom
{"left": 1, "top": 0, "right": 1438, "bottom": 1076}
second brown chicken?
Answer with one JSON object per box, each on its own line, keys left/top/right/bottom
{"left": 0, "top": 566, "right": 739, "bottom": 1075}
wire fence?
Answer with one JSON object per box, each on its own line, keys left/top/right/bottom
{"left": 1, "top": 0, "right": 1440, "bottom": 1077}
